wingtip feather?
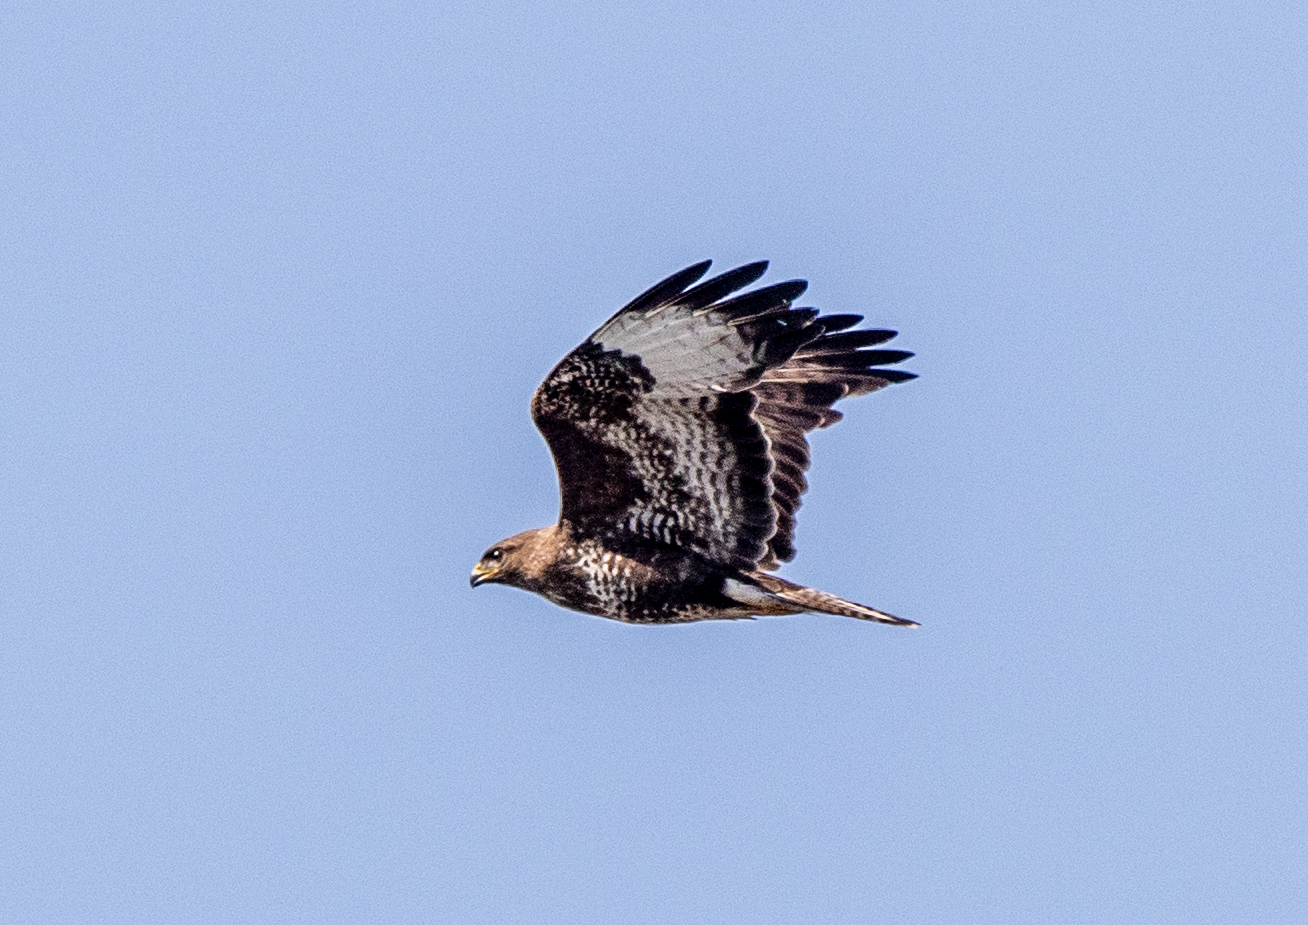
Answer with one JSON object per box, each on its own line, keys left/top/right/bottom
{"left": 618, "top": 260, "right": 714, "bottom": 314}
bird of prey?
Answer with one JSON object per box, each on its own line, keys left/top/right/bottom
{"left": 470, "top": 260, "right": 916, "bottom": 625}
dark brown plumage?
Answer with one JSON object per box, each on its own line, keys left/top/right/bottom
{"left": 470, "top": 261, "right": 916, "bottom": 625}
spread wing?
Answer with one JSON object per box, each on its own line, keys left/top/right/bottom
{"left": 530, "top": 261, "right": 914, "bottom": 571}
{"left": 749, "top": 317, "right": 916, "bottom": 568}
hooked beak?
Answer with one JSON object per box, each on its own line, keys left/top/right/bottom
{"left": 470, "top": 564, "right": 498, "bottom": 588}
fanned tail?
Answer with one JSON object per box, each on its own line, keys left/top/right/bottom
{"left": 742, "top": 572, "right": 918, "bottom": 626}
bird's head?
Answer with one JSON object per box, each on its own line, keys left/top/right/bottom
{"left": 470, "top": 527, "right": 552, "bottom": 590}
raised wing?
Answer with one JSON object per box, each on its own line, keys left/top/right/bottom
{"left": 531, "top": 261, "right": 913, "bottom": 571}
{"left": 751, "top": 321, "right": 914, "bottom": 568}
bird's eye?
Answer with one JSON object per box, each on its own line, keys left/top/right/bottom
{"left": 486, "top": 548, "right": 503, "bottom": 562}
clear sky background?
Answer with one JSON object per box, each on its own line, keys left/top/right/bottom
{"left": 4, "top": 2, "right": 1305, "bottom": 922}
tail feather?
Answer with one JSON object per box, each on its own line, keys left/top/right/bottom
{"left": 743, "top": 572, "right": 917, "bottom": 626}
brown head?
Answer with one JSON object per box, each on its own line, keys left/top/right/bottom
{"left": 469, "top": 526, "right": 558, "bottom": 591}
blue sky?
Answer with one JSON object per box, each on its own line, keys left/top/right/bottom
{"left": 3, "top": 1, "right": 1305, "bottom": 921}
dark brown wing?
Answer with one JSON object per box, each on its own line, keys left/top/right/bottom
{"left": 530, "top": 261, "right": 913, "bottom": 571}
{"left": 751, "top": 320, "right": 915, "bottom": 569}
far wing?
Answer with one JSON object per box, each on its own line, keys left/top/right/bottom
{"left": 751, "top": 319, "right": 915, "bottom": 568}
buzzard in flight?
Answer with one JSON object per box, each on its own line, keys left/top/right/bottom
{"left": 470, "top": 261, "right": 916, "bottom": 625}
